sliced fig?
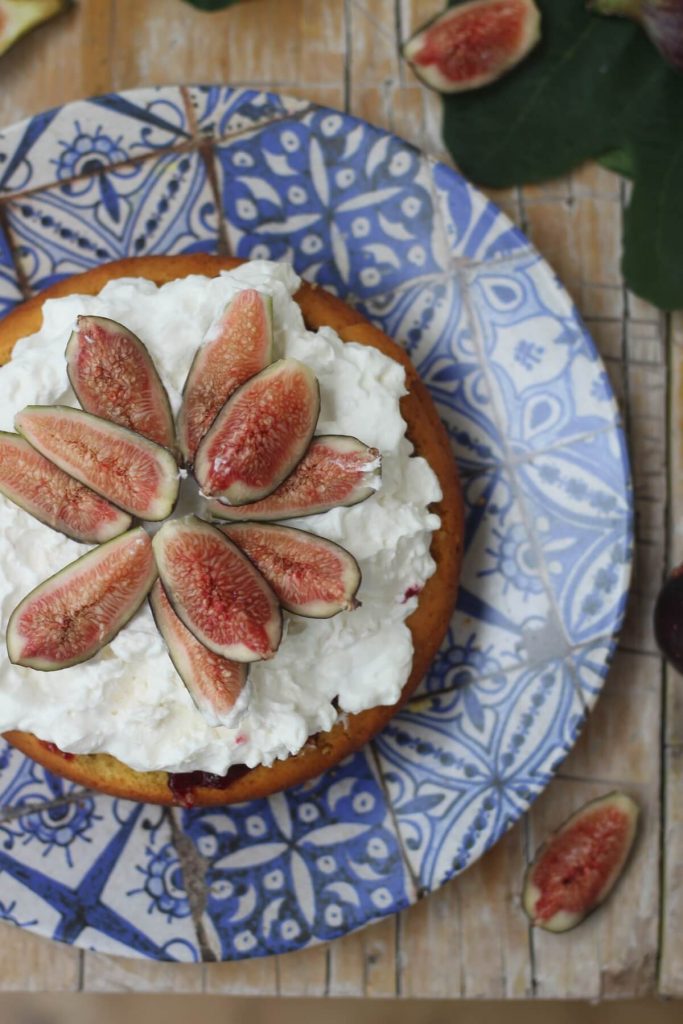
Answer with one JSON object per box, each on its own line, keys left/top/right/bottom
{"left": 222, "top": 523, "right": 361, "bottom": 618}
{"left": 523, "top": 792, "right": 640, "bottom": 933}
{"left": 0, "top": 0, "right": 70, "bottom": 59}
{"left": 149, "top": 580, "right": 248, "bottom": 727}
{"left": 403, "top": 0, "right": 541, "bottom": 94}
{"left": 15, "top": 406, "right": 179, "bottom": 521}
{"left": 6, "top": 527, "right": 156, "bottom": 671}
{"left": 194, "top": 358, "right": 320, "bottom": 504}
{"left": 0, "top": 431, "right": 131, "bottom": 543}
{"left": 208, "top": 435, "right": 381, "bottom": 522}
{"left": 66, "top": 315, "right": 176, "bottom": 451}
{"left": 178, "top": 289, "right": 273, "bottom": 465}
{"left": 152, "top": 516, "right": 282, "bottom": 663}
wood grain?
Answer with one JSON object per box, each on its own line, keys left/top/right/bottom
{"left": 0, "top": 0, "right": 669, "bottom": 998}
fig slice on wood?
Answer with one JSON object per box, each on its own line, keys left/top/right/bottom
{"left": 15, "top": 405, "right": 179, "bottom": 521}
{"left": 152, "top": 515, "right": 282, "bottom": 663}
{"left": 66, "top": 315, "right": 176, "bottom": 451}
{"left": 178, "top": 289, "right": 273, "bottom": 466}
{"left": 149, "top": 580, "right": 249, "bottom": 727}
{"left": 0, "top": 0, "right": 70, "bottom": 59}
{"left": 523, "top": 791, "right": 640, "bottom": 932}
{"left": 6, "top": 527, "right": 156, "bottom": 671}
{"left": 0, "top": 430, "right": 131, "bottom": 543}
{"left": 194, "top": 357, "right": 320, "bottom": 505}
{"left": 223, "top": 522, "right": 361, "bottom": 618}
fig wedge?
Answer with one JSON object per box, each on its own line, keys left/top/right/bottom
{"left": 0, "top": 0, "right": 70, "bottom": 59}
{"left": 6, "top": 527, "right": 156, "bottom": 671}
{"left": 149, "top": 580, "right": 248, "bottom": 727}
{"left": 0, "top": 431, "right": 131, "bottom": 543}
{"left": 178, "top": 289, "right": 273, "bottom": 465}
{"left": 194, "top": 358, "right": 320, "bottom": 504}
{"left": 15, "top": 405, "right": 179, "bottom": 521}
{"left": 523, "top": 791, "right": 640, "bottom": 933}
{"left": 66, "top": 315, "right": 176, "bottom": 451}
{"left": 152, "top": 516, "right": 282, "bottom": 663}
{"left": 208, "top": 435, "right": 381, "bottom": 521}
{"left": 223, "top": 523, "right": 361, "bottom": 618}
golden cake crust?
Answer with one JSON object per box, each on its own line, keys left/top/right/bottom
{"left": 0, "top": 254, "right": 464, "bottom": 806}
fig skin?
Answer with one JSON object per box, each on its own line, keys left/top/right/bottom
{"left": 654, "top": 562, "right": 683, "bottom": 672}
{"left": 589, "top": 1, "right": 683, "bottom": 73}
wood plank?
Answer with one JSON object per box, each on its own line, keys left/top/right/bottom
{"left": 0, "top": 924, "right": 80, "bottom": 992}
{"left": 81, "top": 952, "right": 203, "bottom": 993}
{"left": 205, "top": 954, "right": 278, "bottom": 995}
{"left": 660, "top": 743, "right": 683, "bottom": 997}
{"left": 328, "top": 915, "right": 397, "bottom": 997}
{"left": 275, "top": 943, "right": 328, "bottom": 996}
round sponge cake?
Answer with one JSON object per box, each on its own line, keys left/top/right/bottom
{"left": 0, "top": 254, "right": 463, "bottom": 806}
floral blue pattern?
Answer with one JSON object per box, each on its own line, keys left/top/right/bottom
{"left": 0, "top": 86, "right": 632, "bottom": 962}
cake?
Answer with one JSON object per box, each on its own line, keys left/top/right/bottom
{"left": 0, "top": 254, "right": 463, "bottom": 806}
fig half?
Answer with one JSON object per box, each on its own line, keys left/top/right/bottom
{"left": 149, "top": 580, "right": 248, "bottom": 727}
{"left": 223, "top": 522, "right": 361, "bottom": 618}
{"left": 66, "top": 315, "right": 176, "bottom": 451}
{"left": 194, "top": 357, "right": 320, "bottom": 504}
{"left": 208, "top": 435, "right": 381, "bottom": 522}
{"left": 178, "top": 289, "right": 273, "bottom": 465}
{"left": 0, "top": 0, "right": 70, "bottom": 59}
{"left": 152, "top": 515, "right": 282, "bottom": 663}
{"left": 0, "top": 431, "right": 131, "bottom": 543}
{"left": 15, "top": 405, "right": 179, "bottom": 521}
{"left": 523, "top": 791, "right": 640, "bottom": 932}
{"left": 6, "top": 527, "right": 156, "bottom": 671}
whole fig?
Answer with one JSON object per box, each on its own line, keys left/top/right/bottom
{"left": 590, "top": 0, "right": 683, "bottom": 72}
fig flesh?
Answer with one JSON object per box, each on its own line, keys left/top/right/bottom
{"left": 149, "top": 580, "right": 248, "bottom": 727}
{"left": 523, "top": 791, "right": 639, "bottom": 932}
{"left": 178, "top": 289, "right": 273, "bottom": 465}
{"left": 0, "top": 0, "right": 70, "bottom": 59}
{"left": 208, "top": 435, "right": 381, "bottom": 522}
{"left": 0, "top": 431, "right": 131, "bottom": 543}
{"left": 66, "top": 315, "right": 176, "bottom": 451}
{"left": 152, "top": 515, "right": 282, "bottom": 663}
{"left": 6, "top": 527, "right": 156, "bottom": 671}
{"left": 403, "top": 0, "right": 541, "bottom": 94}
{"left": 222, "top": 523, "right": 361, "bottom": 618}
{"left": 15, "top": 405, "right": 179, "bottom": 521}
{"left": 195, "top": 358, "right": 320, "bottom": 505}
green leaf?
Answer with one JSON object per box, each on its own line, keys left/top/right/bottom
{"left": 181, "top": 0, "right": 242, "bottom": 10}
{"left": 598, "top": 148, "right": 635, "bottom": 178}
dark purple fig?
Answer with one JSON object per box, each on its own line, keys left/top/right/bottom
{"left": 0, "top": 431, "right": 131, "bottom": 543}
{"left": 152, "top": 515, "right": 282, "bottom": 663}
{"left": 222, "top": 522, "right": 361, "bottom": 618}
{"left": 523, "top": 791, "right": 639, "bottom": 932}
{"left": 589, "top": 1, "right": 683, "bottom": 73}
{"left": 178, "top": 289, "right": 273, "bottom": 466}
{"left": 15, "top": 405, "right": 179, "bottom": 521}
{"left": 207, "top": 435, "right": 381, "bottom": 522}
{"left": 149, "top": 580, "right": 248, "bottom": 726}
{"left": 402, "top": 0, "right": 541, "bottom": 94}
{"left": 654, "top": 562, "right": 683, "bottom": 671}
{"left": 66, "top": 315, "right": 176, "bottom": 451}
{"left": 6, "top": 527, "right": 156, "bottom": 671}
{"left": 195, "top": 357, "right": 320, "bottom": 505}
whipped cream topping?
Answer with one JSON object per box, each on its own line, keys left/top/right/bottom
{"left": 0, "top": 261, "right": 441, "bottom": 774}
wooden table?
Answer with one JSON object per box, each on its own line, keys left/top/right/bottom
{"left": 0, "top": 0, "right": 679, "bottom": 999}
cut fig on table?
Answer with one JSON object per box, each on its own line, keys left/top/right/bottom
{"left": 402, "top": 0, "right": 541, "bottom": 94}
{"left": 223, "top": 522, "right": 361, "bottom": 618}
{"left": 15, "top": 405, "right": 179, "bottom": 521}
{"left": 6, "top": 527, "right": 156, "bottom": 671}
{"left": 152, "top": 515, "right": 282, "bottom": 663}
{"left": 0, "top": 431, "right": 132, "bottom": 543}
{"left": 149, "top": 580, "right": 248, "bottom": 727}
{"left": 208, "top": 435, "right": 381, "bottom": 522}
{"left": 523, "top": 791, "right": 640, "bottom": 933}
{"left": 0, "top": 0, "right": 70, "bottom": 59}
{"left": 66, "top": 315, "right": 176, "bottom": 451}
{"left": 178, "top": 289, "right": 273, "bottom": 466}
{"left": 194, "top": 357, "right": 320, "bottom": 505}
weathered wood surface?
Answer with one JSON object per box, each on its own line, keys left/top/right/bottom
{"left": 0, "top": 0, "right": 674, "bottom": 998}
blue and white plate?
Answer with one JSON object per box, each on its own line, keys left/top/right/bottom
{"left": 0, "top": 87, "right": 632, "bottom": 962}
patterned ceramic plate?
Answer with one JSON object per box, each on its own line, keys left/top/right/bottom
{"left": 0, "top": 87, "right": 632, "bottom": 962}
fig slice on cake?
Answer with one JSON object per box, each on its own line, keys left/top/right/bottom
{"left": 152, "top": 515, "right": 282, "bottom": 663}
{"left": 66, "top": 315, "right": 176, "bottom": 451}
{"left": 178, "top": 289, "right": 273, "bottom": 466}
{"left": 194, "top": 357, "right": 320, "bottom": 505}
{"left": 149, "top": 580, "right": 249, "bottom": 727}
{"left": 15, "top": 405, "right": 179, "bottom": 521}
{"left": 222, "top": 522, "right": 361, "bottom": 619}
{"left": 6, "top": 527, "right": 156, "bottom": 671}
{"left": 0, "top": 431, "right": 132, "bottom": 542}
{"left": 208, "top": 435, "right": 381, "bottom": 521}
